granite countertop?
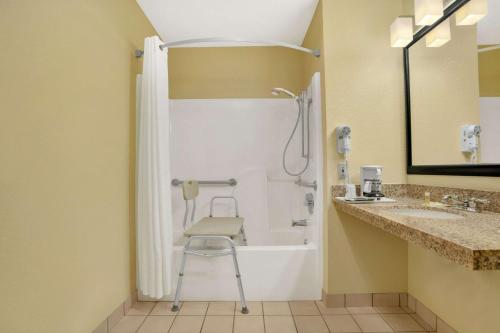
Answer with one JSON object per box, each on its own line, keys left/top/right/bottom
{"left": 333, "top": 197, "right": 500, "bottom": 270}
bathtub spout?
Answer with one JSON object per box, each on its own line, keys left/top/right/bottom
{"left": 292, "top": 219, "right": 308, "bottom": 227}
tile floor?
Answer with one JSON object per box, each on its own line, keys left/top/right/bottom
{"left": 109, "top": 300, "right": 436, "bottom": 333}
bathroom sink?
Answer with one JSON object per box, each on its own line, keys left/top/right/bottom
{"left": 388, "top": 208, "right": 464, "bottom": 220}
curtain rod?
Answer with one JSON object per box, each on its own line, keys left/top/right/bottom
{"left": 135, "top": 37, "right": 321, "bottom": 58}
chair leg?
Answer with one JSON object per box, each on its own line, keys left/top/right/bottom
{"left": 240, "top": 226, "right": 248, "bottom": 246}
{"left": 171, "top": 243, "right": 189, "bottom": 312}
{"left": 230, "top": 242, "right": 248, "bottom": 314}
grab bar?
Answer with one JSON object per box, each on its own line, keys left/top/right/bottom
{"left": 171, "top": 178, "right": 237, "bottom": 187}
{"left": 295, "top": 178, "right": 317, "bottom": 191}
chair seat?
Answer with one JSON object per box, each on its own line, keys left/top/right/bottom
{"left": 184, "top": 217, "right": 244, "bottom": 237}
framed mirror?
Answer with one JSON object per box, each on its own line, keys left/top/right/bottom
{"left": 404, "top": 0, "right": 500, "bottom": 176}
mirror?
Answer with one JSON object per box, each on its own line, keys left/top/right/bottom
{"left": 405, "top": 0, "right": 500, "bottom": 176}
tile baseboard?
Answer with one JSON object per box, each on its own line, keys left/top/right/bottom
{"left": 321, "top": 290, "right": 457, "bottom": 332}
{"left": 92, "top": 289, "right": 138, "bottom": 333}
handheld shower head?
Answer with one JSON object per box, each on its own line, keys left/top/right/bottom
{"left": 271, "top": 87, "right": 298, "bottom": 99}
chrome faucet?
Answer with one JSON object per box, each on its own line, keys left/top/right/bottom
{"left": 441, "top": 194, "right": 489, "bottom": 213}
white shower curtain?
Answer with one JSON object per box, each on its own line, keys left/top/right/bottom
{"left": 136, "top": 36, "right": 172, "bottom": 298}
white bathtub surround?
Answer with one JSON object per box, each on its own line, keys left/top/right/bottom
{"left": 138, "top": 73, "right": 323, "bottom": 302}
{"left": 136, "top": 36, "right": 173, "bottom": 298}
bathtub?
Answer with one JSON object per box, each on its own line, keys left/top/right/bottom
{"left": 149, "top": 73, "right": 324, "bottom": 302}
{"left": 166, "top": 231, "right": 321, "bottom": 301}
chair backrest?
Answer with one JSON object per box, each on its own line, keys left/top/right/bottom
{"left": 182, "top": 180, "right": 199, "bottom": 200}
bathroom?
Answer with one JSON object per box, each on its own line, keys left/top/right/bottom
{"left": 1, "top": 0, "right": 499, "bottom": 333}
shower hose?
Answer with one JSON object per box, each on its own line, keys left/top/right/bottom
{"left": 282, "top": 96, "right": 311, "bottom": 177}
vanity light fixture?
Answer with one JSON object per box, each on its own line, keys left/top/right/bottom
{"left": 456, "top": 0, "right": 488, "bottom": 25}
{"left": 415, "top": 0, "right": 444, "bottom": 25}
{"left": 426, "top": 19, "right": 451, "bottom": 47}
{"left": 391, "top": 17, "right": 414, "bottom": 48}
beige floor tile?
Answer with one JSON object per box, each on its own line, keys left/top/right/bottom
{"left": 315, "top": 301, "right": 350, "bottom": 315}
{"left": 109, "top": 316, "right": 146, "bottom": 333}
{"left": 375, "top": 307, "right": 406, "bottom": 314}
{"left": 137, "top": 316, "right": 174, "bottom": 333}
{"left": 352, "top": 314, "right": 394, "bottom": 332}
{"left": 289, "top": 301, "right": 320, "bottom": 315}
{"left": 233, "top": 315, "right": 265, "bottom": 333}
{"left": 126, "top": 302, "right": 156, "bottom": 316}
{"left": 347, "top": 307, "right": 377, "bottom": 314}
{"left": 150, "top": 302, "right": 179, "bottom": 316}
{"left": 201, "top": 315, "right": 234, "bottom": 333}
{"left": 263, "top": 302, "right": 291, "bottom": 315}
{"left": 293, "top": 315, "right": 329, "bottom": 333}
{"left": 178, "top": 302, "right": 208, "bottom": 315}
{"left": 169, "top": 316, "right": 204, "bottom": 333}
{"left": 264, "top": 316, "right": 297, "bottom": 333}
{"left": 323, "top": 315, "right": 361, "bottom": 333}
{"left": 235, "top": 301, "right": 263, "bottom": 315}
{"left": 206, "top": 301, "right": 235, "bottom": 315}
{"left": 381, "top": 314, "right": 425, "bottom": 332}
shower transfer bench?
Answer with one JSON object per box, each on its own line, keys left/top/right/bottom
{"left": 171, "top": 180, "right": 249, "bottom": 314}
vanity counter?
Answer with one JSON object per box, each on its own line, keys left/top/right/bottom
{"left": 333, "top": 197, "right": 500, "bottom": 270}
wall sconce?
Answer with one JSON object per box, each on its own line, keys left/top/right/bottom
{"left": 426, "top": 19, "right": 451, "bottom": 47}
{"left": 415, "top": 0, "right": 444, "bottom": 25}
{"left": 456, "top": 0, "right": 488, "bottom": 25}
{"left": 391, "top": 17, "right": 414, "bottom": 47}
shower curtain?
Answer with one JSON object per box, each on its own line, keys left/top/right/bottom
{"left": 136, "top": 36, "right": 172, "bottom": 298}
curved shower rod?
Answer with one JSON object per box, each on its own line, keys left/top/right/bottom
{"left": 135, "top": 37, "right": 321, "bottom": 58}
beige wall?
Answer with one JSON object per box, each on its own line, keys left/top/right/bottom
{"left": 169, "top": 47, "right": 305, "bottom": 99}
{"left": 0, "top": 1, "right": 155, "bottom": 332}
{"left": 479, "top": 47, "right": 500, "bottom": 96}
{"left": 320, "top": 0, "right": 408, "bottom": 294}
{"left": 408, "top": 244, "right": 500, "bottom": 333}
{"left": 410, "top": 22, "right": 480, "bottom": 165}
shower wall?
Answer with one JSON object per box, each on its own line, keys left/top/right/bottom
{"left": 170, "top": 96, "right": 320, "bottom": 245}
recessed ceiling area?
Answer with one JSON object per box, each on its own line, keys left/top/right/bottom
{"left": 136, "top": 0, "right": 319, "bottom": 47}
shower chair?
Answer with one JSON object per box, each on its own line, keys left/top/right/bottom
{"left": 171, "top": 180, "right": 249, "bottom": 314}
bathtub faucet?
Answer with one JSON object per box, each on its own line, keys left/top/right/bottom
{"left": 292, "top": 219, "right": 308, "bottom": 227}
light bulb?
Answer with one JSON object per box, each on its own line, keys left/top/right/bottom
{"left": 391, "top": 17, "right": 414, "bottom": 48}
{"left": 426, "top": 19, "right": 451, "bottom": 47}
{"left": 456, "top": 0, "right": 488, "bottom": 25}
{"left": 415, "top": 0, "right": 444, "bottom": 26}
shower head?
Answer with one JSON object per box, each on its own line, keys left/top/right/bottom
{"left": 271, "top": 87, "right": 298, "bottom": 99}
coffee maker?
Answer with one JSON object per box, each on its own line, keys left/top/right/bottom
{"left": 361, "top": 165, "right": 385, "bottom": 198}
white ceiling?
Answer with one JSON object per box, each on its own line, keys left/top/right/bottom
{"left": 136, "top": 0, "right": 319, "bottom": 47}
{"left": 477, "top": 0, "right": 500, "bottom": 45}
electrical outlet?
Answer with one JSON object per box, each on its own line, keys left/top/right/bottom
{"left": 338, "top": 161, "right": 347, "bottom": 179}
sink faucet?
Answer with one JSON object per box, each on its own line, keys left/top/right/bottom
{"left": 441, "top": 195, "right": 489, "bottom": 212}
